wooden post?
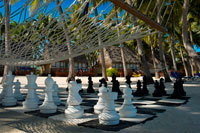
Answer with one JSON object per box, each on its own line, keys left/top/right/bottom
{"left": 108, "top": 0, "right": 167, "bottom": 33}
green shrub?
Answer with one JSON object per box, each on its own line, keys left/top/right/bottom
{"left": 106, "top": 68, "right": 118, "bottom": 77}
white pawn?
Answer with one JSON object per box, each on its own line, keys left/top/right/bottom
{"left": 23, "top": 72, "right": 39, "bottom": 109}
{"left": 14, "top": 80, "right": 24, "bottom": 100}
{"left": 94, "top": 84, "right": 107, "bottom": 114}
{"left": 65, "top": 81, "right": 84, "bottom": 118}
{"left": 2, "top": 71, "right": 17, "bottom": 106}
{"left": 119, "top": 83, "right": 137, "bottom": 118}
{"left": 53, "top": 81, "right": 61, "bottom": 105}
{"left": 98, "top": 91, "right": 120, "bottom": 125}
{"left": 39, "top": 74, "right": 57, "bottom": 114}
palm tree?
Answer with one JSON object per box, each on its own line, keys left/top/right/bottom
{"left": 92, "top": 0, "right": 108, "bottom": 80}
{"left": 182, "top": 0, "right": 200, "bottom": 75}
{"left": 156, "top": 0, "right": 171, "bottom": 82}
{"left": 113, "top": 5, "right": 128, "bottom": 77}
{"left": 126, "top": 0, "right": 154, "bottom": 84}
{"left": 1, "top": 0, "right": 12, "bottom": 84}
{"left": 29, "top": 0, "right": 75, "bottom": 81}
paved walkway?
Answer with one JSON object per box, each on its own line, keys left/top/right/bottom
{"left": 0, "top": 77, "right": 200, "bottom": 133}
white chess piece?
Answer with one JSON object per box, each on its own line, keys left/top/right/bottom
{"left": 53, "top": 81, "right": 61, "bottom": 105}
{"left": 65, "top": 81, "right": 84, "bottom": 118}
{"left": 119, "top": 83, "right": 137, "bottom": 118}
{"left": 94, "top": 84, "right": 107, "bottom": 114}
{"left": 23, "top": 72, "right": 39, "bottom": 109}
{"left": 0, "top": 80, "right": 8, "bottom": 100}
{"left": 98, "top": 91, "right": 120, "bottom": 125}
{"left": 2, "top": 71, "right": 17, "bottom": 106}
{"left": 14, "top": 80, "right": 24, "bottom": 100}
{"left": 39, "top": 74, "right": 57, "bottom": 114}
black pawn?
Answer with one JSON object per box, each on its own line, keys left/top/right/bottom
{"left": 171, "top": 80, "right": 182, "bottom": 98}
{"left": 66, "top": 78, "right": 72, "bottom": 91}
{"left": 76, "top": 79, "right": 83, "bottom": 93}
{"left": 87, "top": 76, "right": 95, "bottom": 93}
{"left": 134, "top": 80, "right": 144, "bottom": 97}
{"left": 159, "top": 78, "right": 166, "bottom": 96}
{"left": 111, "top": 74, "right": 122, "bottom": 95}
{"left": 99, "top": 78, "right": 107, "bottom": 88}
{"left": 126, "top": 75, "right": 132, "bottom": 88}
{"left": 152, "top": 80, "right": 162, "bottom": 97}
{"left": 142, "top": 76, "right": 149, "bottom": 96}
{"left": 178, "top": 78, "right": 186, "bottom": 96}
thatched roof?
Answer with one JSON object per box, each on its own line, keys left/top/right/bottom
{"left": 103, "top": 46, "right": 139, "bottom": 64}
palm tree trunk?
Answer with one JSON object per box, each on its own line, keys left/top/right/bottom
{"left": 157, "top": 0, "right": 171, "bottom": 82}
{"left": 1, "top": 0, "right": 11, "bottom": 84}
{"left": 182, "top": 0, "right": 200, "bottom": 75}
{"left": 56, "top": 0, "right": 75, "bottom": 81}
{"left": 180, "top": 46, "right": 189, "bottom": 77}
{"left": 150, "top": 35, "right": 159, "bottom": 78}
{"left": 114, "top": 5, "right": 127, "bottom": 77}
{"left": 189, "top": 22, "right": 199, "bottom": 74}
{"left": 127, "top": 0, "right": 154, "bottom": 84}
{"left": 170, "top": 12, "right": 177, "bottom": 71}
{"left": 93, "top": 0, "right": 107, "bottom": 80}
{"left": 185, "top": 51, "right": 192, "bottom": 76}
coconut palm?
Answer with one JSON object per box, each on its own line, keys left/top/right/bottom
{"left": 29, "top": 0, "right": 75, "bottom": 81}
{"left": 126, "top": 0, "right": 154, "bottom": 84}
{"left": 1, "top": 0, "right": 12, "bottom": 84}
{"left": 182, "top": 0, "right": 200, "bottom": 75}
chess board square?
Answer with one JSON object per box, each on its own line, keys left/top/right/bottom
{"left": 138, "top": 96, "right": 162, "bottom": 101}
{"left": 136, "top": 107, "right": 166, "bottom": 115}
{"left": 5, "top": 106, "right": 39, "bottom": 113}
{"left": 24, "top": 109, "right": 63, "bottom": 118}
{"left": 78, "top": 113, "right": 155, "bottom": 131}
{"left": 156, "top": 99, "right": 187, "bottom": 106}
{"left": 49, "top": 113, "right": 98, "bottom": 126}
{"left": 138, "top": 104, "right": 167, "bottom": 110}
{"left": 120, "top": 113, "right": 154, "bottom": 123}
{"left": 133, "top": 100, "right": 157, "bottom": 105}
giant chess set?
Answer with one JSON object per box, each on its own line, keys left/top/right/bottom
{"left": 0, "top": 72, "right": 190, "bottom": 131}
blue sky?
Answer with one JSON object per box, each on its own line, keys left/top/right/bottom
{"left": 0, "top": 0, "right": 112, "bottom": 22}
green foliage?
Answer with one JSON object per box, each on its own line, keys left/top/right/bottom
{"left": 106, "top": 68, "right": 118, "bottom": 77}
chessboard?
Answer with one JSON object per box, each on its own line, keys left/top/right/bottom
{"left": 0, "top": 89, "right": 190, "bottom": 132}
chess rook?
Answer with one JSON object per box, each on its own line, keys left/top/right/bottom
{"left": 40, "top": 74, "right": 57, "bottom": 114}
{"left": 99, "top": 91, "right": 120, "bottom": 125}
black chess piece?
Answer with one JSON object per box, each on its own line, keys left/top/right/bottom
{"left": 87, "top": 76, "right": 95, "bottom": 93}
{"left": 126, "top": 75, "right": 132, "bottom": 88}
{"left": 134, "top": 80, "right": 144, "bottom": 97}
{"left": 66, "top": 78, "right": 72, "bottom": 91}
{"left": 142, "top": 76, "right": 149, "bottom": 96}
{"left": 171, "top": 80, "right": 182, "bottom": 99}
{"left": 99, "top": 78, "right": 107, "bottom": 87}
{"left": 111, "top": 74, "right": 122, "bottom": 95}
{"left": 177, "top": 78, "right": 186, "bottom": 96}
{"left": 159, "top": 78, "right": 166, "bottom": 96}
{"left": 76, "top": 79, "right": 83, "bottom": 93}
{"left": 152, "top": 80, "right": 163, "bottom": 97}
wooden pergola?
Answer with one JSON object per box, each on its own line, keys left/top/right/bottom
{"left": 108, "top": 0, "right": 167, "bottom": 33}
